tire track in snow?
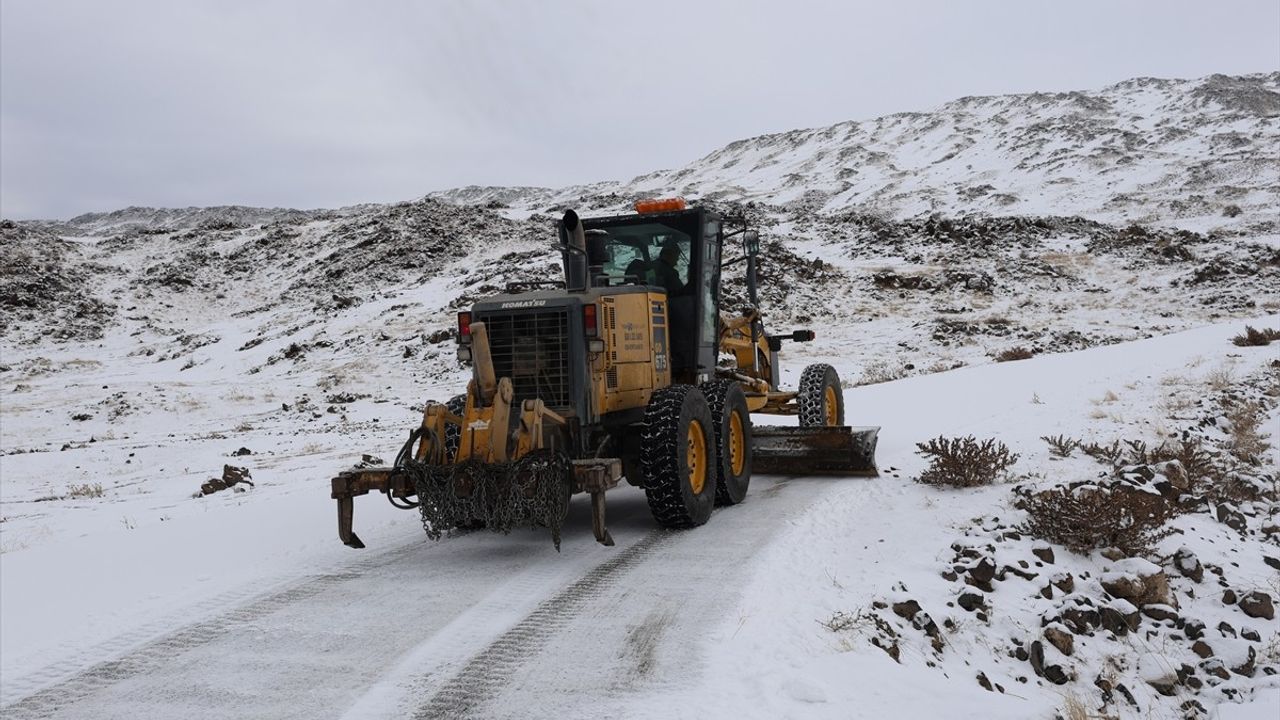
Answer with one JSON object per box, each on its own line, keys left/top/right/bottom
{"left": 405, "top": 474, "right": 844, "bottom": 719}
{"left": 0, "top": 539, "right": 422, "bottom": 718}
{"left": 412, "top": 530, "right": 668, "bottom": 720}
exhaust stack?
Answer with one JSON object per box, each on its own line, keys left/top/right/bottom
{"left": 561, "top": 210, "right": 588, "bottom": 292}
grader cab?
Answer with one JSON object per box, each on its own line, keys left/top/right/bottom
{"left": 330, "top": 199, "right": 878, "bottom": 548}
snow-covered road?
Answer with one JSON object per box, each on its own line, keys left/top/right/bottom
{"left": 1, "top": 469, "right": 857, "bottom": 719}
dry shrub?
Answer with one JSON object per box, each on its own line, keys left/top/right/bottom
{"left": 819, "top": 609, "right": 902, "bottom": 659}
{"left": 1231, "top": 326, "right": 1280, "bottom": 347}
{"left": 1158, "top": 392, "right": 1195, "bottom": 416}
{"left": 1223, "top": 399, "right": 1272, "bottom": 465}
{"left": 1039, "top": 251, "right": 1092, "bottom": 278}
{"left": 916, "top": 436, "right": 1019, "bottom": 488}
{"left": 1018, "top": 484, "right": 1176, "bottom": 556}
{"left": 1078, "top": 436, "right": 1214, "bottom": 484}
{"left": 820, "top": 610, "right": 864, "bottom": 632}
{"left": 1041, "top": 434, "right": 1081, "bottom": 458}
{"left": 924, "top": 359, "right": 966, "bottom": 375}
{"left": 995, "top": 347, "right": 1035, "bottom": 362}
{"left": 1159, "top": 438, "right": 1216, "bottom": 488}
{"left": 1119, "top": 438, "right": 1174, "bottom": 466}
{"left": 1080, "top": 440, "right": 1123, "bottom": 466}
{"left": 1206, "top": 366, "right": 1236, "bottom": 392}
{"left": 1208, "top": 472, "right": 1271, "bottom": 505}
{"left": 857, "top": 359, "right": 910, "bottom": 386}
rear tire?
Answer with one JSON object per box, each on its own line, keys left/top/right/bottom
{"left": 798, "top": 364, "right": 844, "bottom": 427}
{"left": 443, "top": 393, "right": 466, "bottom": 461}
{"left": 443, "top": 393, "right": 483, "bottom": 530}
{"left": 641, "top": 385, "right": 717, "bottom": 528}
{"left": 701, "top": 380, "right": 752, "bottom": 506}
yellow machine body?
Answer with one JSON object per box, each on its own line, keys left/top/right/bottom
{"left": 592, "top": 291, "right": 672, "bottom": 415}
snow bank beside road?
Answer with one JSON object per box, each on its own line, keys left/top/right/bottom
{"left": 691, "top": 316, "right": 1280, "bottom": 720}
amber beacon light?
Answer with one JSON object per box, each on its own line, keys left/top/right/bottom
{"left": 633, "top": 197, "right": 688, "bottom": 213}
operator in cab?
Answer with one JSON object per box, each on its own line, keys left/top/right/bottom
{"left": 652, "top": 239, "right": 688, "bottom": 297}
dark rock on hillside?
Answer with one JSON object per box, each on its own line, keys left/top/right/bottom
{"left": 0, "top": 222, "right": 116, "bottom": 341}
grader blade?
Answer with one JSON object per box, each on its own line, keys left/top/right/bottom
{"left": 751, "top": 426, "right": 880, "bottom": 476}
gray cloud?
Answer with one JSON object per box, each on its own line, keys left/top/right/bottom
{"left": 3, "top": 0, "right": 1277, "bottom": 219}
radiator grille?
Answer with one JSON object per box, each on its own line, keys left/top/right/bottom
{"left": 479, "top": 309, "right": 572, "bottom": 409}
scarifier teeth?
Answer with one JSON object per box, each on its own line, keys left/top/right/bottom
{"left": 403, "top": 449, "right": 571, "bottom": 549}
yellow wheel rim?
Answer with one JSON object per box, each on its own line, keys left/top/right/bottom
{"left": 824, "top": 386, "right": 839, "bottom": 426}
{"left": 728, "top": 410, "right": 746, "bottom": 476}
{"left": 687, "top": 419, "right": 707, "bottom": 494}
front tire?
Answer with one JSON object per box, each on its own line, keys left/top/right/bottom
{"left": 701, "top": 380, "right": 752, "bottom": 506}
{"left": 798, "top": 363, "right": 844, "bottom": 426}
{"left": 641, "top": 385, "right": 717, "bottom": 528}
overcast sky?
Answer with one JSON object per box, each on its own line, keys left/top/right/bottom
{"left": 2, "top": 0, "right": 1277, "bottom": 219}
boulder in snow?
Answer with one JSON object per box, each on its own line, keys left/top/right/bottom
{"left": 1043, "top": 623, "right": 1074, "bottom": 656}
{"left": 1238, "top": 591, "right": 1274, "bottom": 620}
{"left": 1174, "top": 546, "right": 1203, "bottom": 583}
{"left": 1100, "top": 558, "right": 1172, "bottom": 607}
{"left": 1100, "top": 599, "right": 1140, "bottom": 635}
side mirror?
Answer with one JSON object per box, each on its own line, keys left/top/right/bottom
{"left": 743, "top": 230, "right": 760, "bottom": 256}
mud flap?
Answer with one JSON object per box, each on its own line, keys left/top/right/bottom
{"left": 750, "top": 426, "right": 880, "bottom": 476}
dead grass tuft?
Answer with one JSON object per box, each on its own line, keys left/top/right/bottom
{"left": 820, "top": 609, "right": 902, "bottom": 661}
{"left": 1058, "top": 691, "right": 1112, "bottom": 720}
{"left": 66, "top": 483, "right": 105, "bottom": 499}
{"left": 1058, "top": 694, "right": 1088, "bottom": 720}
{"left": 1206, "top": 366, "right": 1236, "bottom": 393}
{"left": 857, "top": 359, "right": 910, "bottom": 386}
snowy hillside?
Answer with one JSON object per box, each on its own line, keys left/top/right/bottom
{"left": 2, "top": 71, "right": 1279, "bottom": 719}
{"left": 436, "top": 73, "right": 1280, "bottom": 235}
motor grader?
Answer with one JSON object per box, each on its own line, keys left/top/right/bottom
{"left": 331, "top": 198, "right": 878, "bottom": 548}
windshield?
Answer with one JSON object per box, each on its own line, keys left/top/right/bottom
{"left": 597, "top": 222, "right": 692, "bottom": 295}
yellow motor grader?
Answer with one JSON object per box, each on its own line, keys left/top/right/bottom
{"left": 331, "top": 198, "right": 878, "bottom": 548}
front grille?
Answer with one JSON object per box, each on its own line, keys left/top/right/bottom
{"left": 479, "top": 309, "right": 572, "bottom": 409}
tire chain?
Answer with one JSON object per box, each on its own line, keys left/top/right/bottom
{"left": 404, "top": 449, "right": 571, "bottom": 550}
{"left": 640, "top": 386, "right": 700, "bottom": 528}
{"left": 700, "top": 379, "right": 738, "bottom": 506}
{"left": 443, "top": 394, "right": 466, "bottom": 460}
{"left": 797, "top": 363, "right": 835, "bottom": 426}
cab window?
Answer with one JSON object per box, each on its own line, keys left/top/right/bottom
{"left": 599, "top": 224, "right": 692, "bottom": 292}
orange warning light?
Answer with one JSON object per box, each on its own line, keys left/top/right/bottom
{"left": 634, "top": 197, "right": 688, "bottom": 213}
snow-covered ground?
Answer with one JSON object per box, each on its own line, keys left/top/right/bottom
{"left": 2, "top": 71, "right": 1279, "bottom": 719}
{"left": 694, "top": 317, "right": 1280, "bottom": 720}
{"left": 1, "top": 317, "right": 1276, "bottom": 719}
